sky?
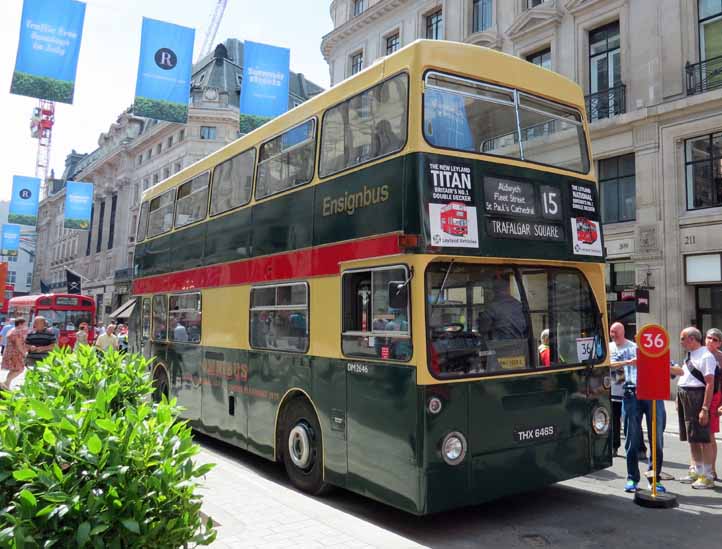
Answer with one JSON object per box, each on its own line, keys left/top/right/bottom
{"left": 0, "top": 0, "right": 333, "bottom": 202}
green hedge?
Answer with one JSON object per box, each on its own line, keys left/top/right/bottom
{"left": 11, "top": 72, "right": 75, "bottom": 104}
{"left": 133, "top": 97, "right": 188, "bottom": 124}
{"left": 0, "top": 348, "right": 216, "bottom": 548}
{"left": 7, "top": 214, "right": 37, "bottom": 227}
{"left": 239, "top": 114, "right": 272, "bottom": 135}
{"left": 64, "top": 218, "right": 90, "bottom": 230}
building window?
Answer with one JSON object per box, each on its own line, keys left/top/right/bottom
{"left": 697, "top": 285, "right": 722, "bottom": 335}
{"left": 527, "top": 48, "right": 551, "bottom": 70}
{"left": 163, "top": 167, "right": 170, "bottom": 180}
{"left": 526, "top": 0, "right": 543, "bottom": 8}
{"left": 107, "top": 194, "right": 117, "bottom": 250}
{"left": 174, "top": 161, "right": 182, "bottom": 173}
{"left": 605, "top": 262, "right": 637, "bottom": 338}
{"left": 350, "top": 51, "right": 363, "bottom": 75}
{"left": 473, "top": 0, "right": 492, "bottom": 32}
{"left": 137, "top": 155, "right": 142, "bottom": 166}
{"left": 200, "top": 126, "right": 216, "bottom": 140}
{"left": 26, "top": 272, "right": 32, "bottom": 287}
{"left": 588, "top": 22, "right": 621, "bottom": 119}
{"left": 685, "top": 132, "right": 722, "bottom": 210}
{"left": 153, "top": 173, "right": 159, "bottom": 184}
{"left": 7, "top": 271, "right": 16, "bottom": 284}
{"left": 156, "top": 143, "right": 162, "bottom": 154}
{"left": 179, "top": 129, "right": 185, "bottom": 141}
{"left": 599, "top": 154, "right": 635, "bottom": 223}
{"left": 96, "top": 200, "right": 106, "bottom": 253}
{"left": 426, "top": 9, "right": 443, "bottom": 40}
{"left": 352, "top": 0, "right": 367, "bottom": 17}
{"left": 167, "top": 135, "right": 173, "bottom": 148}
{"left": 85, "top": 204, "right": 94, "bottom": 256}
{"left": 699, "top": 0, "right": 722, "bottom": 61}
{"left": 146, "top": 149, "right": 152, "bottom": 160}
{"left": 250, "top": 283, "right": 309, "bottom": 352}
{"left": 143, "top": 178, "right": 150, "bottom": 190}
{"left": 386, "top": 33, "right": 400, "bottom": 55}
{"left": 8, "top": 255, "right": 17, "bottom": 263}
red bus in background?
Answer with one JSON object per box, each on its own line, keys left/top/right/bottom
{"left": 8, "top": 293, "right": 96, "bottom": 348}
{"left": 1, "top": 284, "right": 14, "bottom": 319}
{"left": 440, "top": 202, "right": 468, "bottom": 236}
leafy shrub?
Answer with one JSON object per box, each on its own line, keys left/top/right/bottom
{"left": 10, "top": 72, "right": 74, "bottom": 104}
{"left": 6, "top": 215, "right": 37, "bottom": 227}
{"left": 239, "top": 114, "right": 272, "bottom": 135}
{"left": 133, "top": 97, "right": 188, "bottom": 124}
{"left": 0, "top": 347, "right": 216, "bottom": 548}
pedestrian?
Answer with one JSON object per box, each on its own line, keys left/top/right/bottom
{"left": 25, "top": 316, "right": 57, "bottom": 367}
{"left": 610, "top": 350, "right": 625, "bottom": 458}
{"left": 96, "top": 323, "right": 106, "bottom": 337}
{"left": 0, "top": 318, "right": 14, "bottom": 354}
{"left": 0, "top": 318, "right": 28, "bottom": 391}
{"left": 704, "top": 327, "right": 722, "bottom": 480}
{"left": 94, "top": 323, "right": 119, "bottom": 353}
{"left": 74, "top": 322, "right": 89, "bottom": 350}
{"left": 538, "top": 329, "right": 551, "bottom": 367}
{"left": 671, "top": 327, "right": 717, "bottom": 489}
{"left": 609, "top": 322, "right": 665, "bottom": 493}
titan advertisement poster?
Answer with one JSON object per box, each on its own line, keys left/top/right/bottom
{"left": 63, "top": 181, "right": 93, "bottom": 229}
{"left": 133, "top": 17, "right": 194, "bottom": 123}
{"left": 10, "top": 0, "right": 86, "bottom": 104}
{"left": 240, "top": 41, "right": 290, "bottom": 118}
{"left": 9, "top": 176, "right": 40, "bottom": 227}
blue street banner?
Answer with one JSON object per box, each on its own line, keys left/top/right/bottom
{"left": 64, "top": 181, "right": 93, "bottom": 229}
{"left": 10, "top": 0, "right": 86, "bottom": 104}
{"left": 9, "top": 176, "right": 40, "bottom": 226}
{"left": 240, "top": 41, "right": 290, "bottom": 118}
{"left": 134, "top": 17, "right": 194, "bottom": 123}
{"left": 1, "top": 225, "right": 21, "bottom": 257}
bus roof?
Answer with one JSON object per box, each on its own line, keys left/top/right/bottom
{"left": 141, "top": 40, "right": 589, "bottom": 204}
{"left": 9, "top": 293, "right": 95, "bottom": 308}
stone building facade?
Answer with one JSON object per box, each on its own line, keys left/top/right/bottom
{"left": 321, "top": 0, "right": 722, "bottom": 355}
{"left": 33, "top": 39, "right": 323, "bottom": 322}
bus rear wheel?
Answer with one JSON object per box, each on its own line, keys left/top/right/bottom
{"left": 152, "top": 365, "right": 169, "bottom": 403}
{"left": 281, "top": 398, "right": 329, "bottom": 496}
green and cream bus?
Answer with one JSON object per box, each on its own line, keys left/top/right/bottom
{"left": 131, "top": 40, "right": 611, "bottom": 515}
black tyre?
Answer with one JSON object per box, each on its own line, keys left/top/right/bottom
{"left": 152, "top": 365, "right": 170, "bottom": 403}
{"left": 281, "top": 398, "right": 329, "bottom": 496}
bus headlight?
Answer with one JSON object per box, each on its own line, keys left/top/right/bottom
{"left": 592, "top": 407, "right": 610, "bottom": 435}
{"left": 441, "top": 431, "right": 467, "bottom": 466}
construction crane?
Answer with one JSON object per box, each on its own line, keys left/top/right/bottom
{"left": 30, "top": 99, "right": 55, "bottom": 197}
{"left": 197, "top": 0, "right": 228, "bottom": 62}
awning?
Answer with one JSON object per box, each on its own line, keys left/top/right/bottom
{"left": 108, "top": 298, "right": 136, "bottom": 320}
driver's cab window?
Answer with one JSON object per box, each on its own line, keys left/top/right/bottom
{"left": 342, "top": 266, "right": 411, "bottom": 361}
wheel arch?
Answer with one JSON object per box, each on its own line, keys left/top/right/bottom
{"left": 273, "top": 388, "right": 324, "bottom": 465}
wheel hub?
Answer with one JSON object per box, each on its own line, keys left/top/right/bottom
{"left": 288, "top": 423, "right": 312, "bottom": 469}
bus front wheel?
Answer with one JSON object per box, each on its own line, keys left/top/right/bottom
{"left": 281, "top": 398, "right": 329, "bottom": 496}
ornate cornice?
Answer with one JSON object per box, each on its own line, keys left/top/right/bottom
{"left": 321, "top": 0, "right": 408, "bottom": 60}
{"left": 564, "top": 0, "right": 619, "bottom": 17}
{"left": 464, "top": 29, "right": 503, "bottom": 50}
{"left": 506, "top": 2, "right": 563, "bottom": 42}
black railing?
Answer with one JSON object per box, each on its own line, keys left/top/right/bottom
{"left": 585, "top": 83, "right": 626, "bottom": 122}
{"left": 686, "top": 55, "right": 722, "bottom": 95}
{"left": 114, "top": 268, "right": 134, "bottom": 281}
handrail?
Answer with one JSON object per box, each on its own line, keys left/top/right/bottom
{"left": 686, "top": 55, "right": 722, "bottom": 95}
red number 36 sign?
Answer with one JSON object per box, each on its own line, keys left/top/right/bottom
{"left": 636, "top": 324, "right": 669, "bottom": 358}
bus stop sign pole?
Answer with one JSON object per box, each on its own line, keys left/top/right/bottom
{"left": 634, "top": 323, "right": 677, "bottom": 508}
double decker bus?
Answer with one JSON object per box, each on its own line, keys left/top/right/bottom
{"left": 8, "top": 293, "right": 96, "bottom": 348}
{"left": 131, "top": 40, "right": 610, "bottom": 515}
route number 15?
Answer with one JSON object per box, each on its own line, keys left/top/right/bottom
{"left": 541, "top": 186, "right": 561, "bottom": 220}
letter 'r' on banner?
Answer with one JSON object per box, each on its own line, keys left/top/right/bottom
{"left": 10, "top": 0, "right": 86, "bottom": 104}
{"left": 133, "top": 17, "right": 194, "bottom": 123}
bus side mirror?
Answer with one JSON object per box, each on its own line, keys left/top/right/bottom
{"left": 388, "top": 282, "right": 408, "bottom": 310}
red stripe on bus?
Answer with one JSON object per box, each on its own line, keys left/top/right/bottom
{"left": 131, "top": 234, "right": 402, "bottom": 294}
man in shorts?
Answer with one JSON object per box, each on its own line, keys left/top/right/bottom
{"left": 673, "top": 327, "right": 717, "bottom": 489}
